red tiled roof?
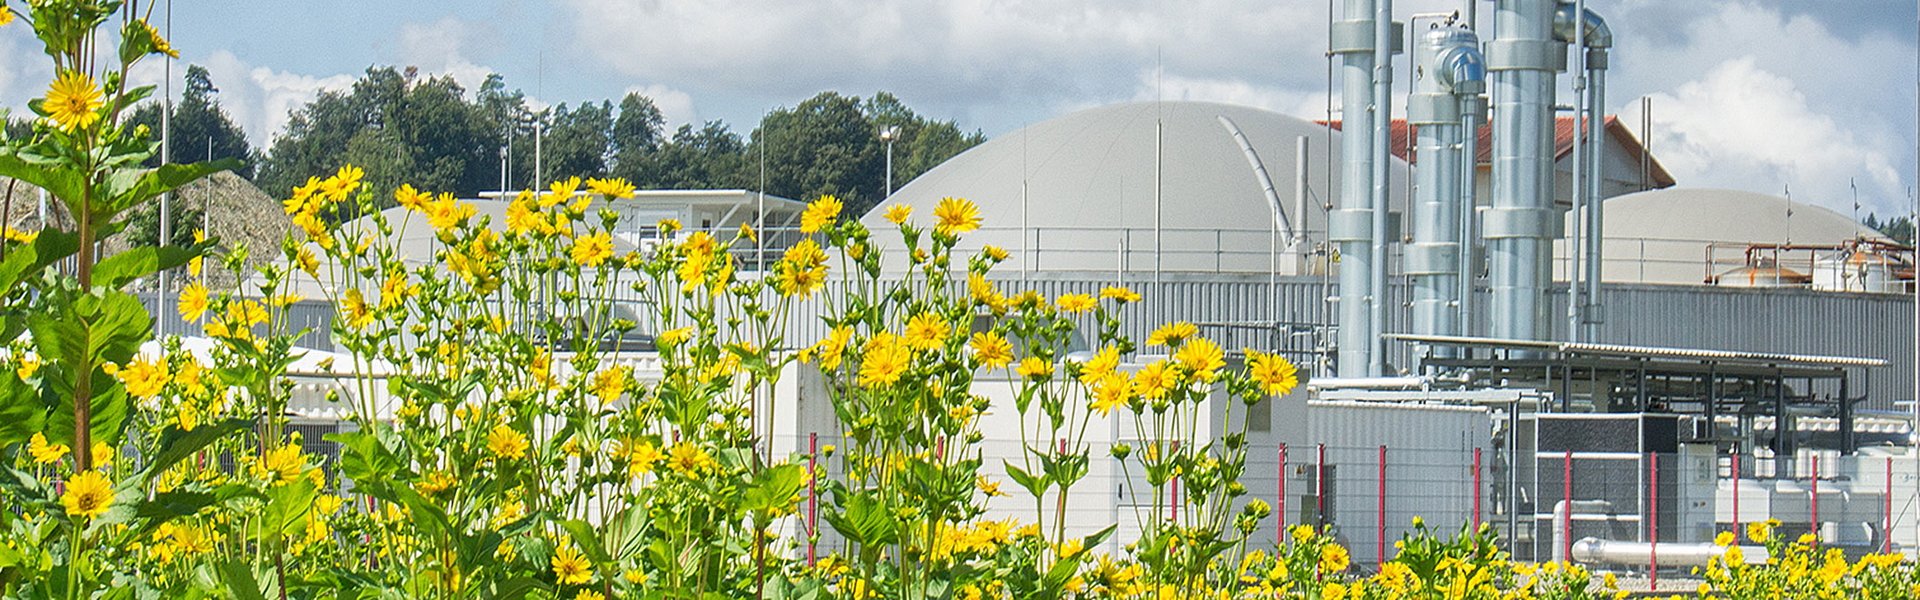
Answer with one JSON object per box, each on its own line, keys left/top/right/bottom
{"left": 1317, "top": 116, "right": 1677, "bottom": 188}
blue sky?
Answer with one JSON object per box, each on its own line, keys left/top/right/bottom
{"left": 1, "top": 0, "right": 1916, "bottom": 219}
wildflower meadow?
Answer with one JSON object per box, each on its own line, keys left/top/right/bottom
{"left": 4, "top": 2, "right": 1920, "bottom": 599}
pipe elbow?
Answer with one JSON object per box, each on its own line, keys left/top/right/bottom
{"left": 1554, "top": 5, "right": 1612, "bottom": 48}
{"left": 1442, "top": 46, "right": 1487, "bottom": 95}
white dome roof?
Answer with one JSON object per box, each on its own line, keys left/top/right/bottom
{"left": 1590, "top": 187, "right": 1885, "bottom": 284}
{"left": 866, "top": 101, "right": 1411, "bottom": 274}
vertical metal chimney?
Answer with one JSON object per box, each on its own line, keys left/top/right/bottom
{"left": 1409, "top": 23, "right": 1485, "bottom": 347}
{"left": 1486, "top": 0, "right": 1562, "bottom": 342}
{"left": 1330, "top": 0, "right": 1399, "bottom": 376}
{"left": 1578, "top": 11, "right": 1611, "bottom": 342}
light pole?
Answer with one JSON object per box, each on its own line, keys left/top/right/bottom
{"left": 879, "top": 125, "right": 899, "bottom": 199}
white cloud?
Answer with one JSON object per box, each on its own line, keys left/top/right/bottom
{"left": 1621, "top": 58, "right": 1905, "bottom": 216}
{"left": 398, "top": 17, "right": 494, "bottom": 94}
{"left": 557, "top": 0, "right": 1335, "bottom": 130}
{"left": 1608, "top": 1, "right": 1916, "bottom": 217}
{"left": 622, "top": 84, "right": 698, "bottom": 131}
{"left": 200, "top": 51, "right": 355, "bottom": 147}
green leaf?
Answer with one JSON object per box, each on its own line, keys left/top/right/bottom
{"left": 262, "top": 479, "right": 318, "bottom": 536}
{"left": 741, "top": 463, "right": 806, "bottom": 513}
{"left": 0, "top": 372, "right": 49, "bottom": 449}
{"left": 92, "top": 243, "right": 213, "bottom": 290}
{"left": 98, "top": 159, "right": 241, "bottom": 221}
{"left": 0, "top": 154, "right": 85, "bottom": 209}
{"left": 1004, "top": 461, "right": 1050, "bottom": 498}
{"left": 140, "top": 419, "right": 254, "bottom": 484}
{"left": 214, "top": 560, "right": 271, "bottom": 600}
{"left": 560, "top": 520, "right": 612, "bottom": 566}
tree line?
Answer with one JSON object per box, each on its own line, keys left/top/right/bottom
{"left": 11, "top": 64, "right": 985, "bottom": 239}
{"left": 253, "top": 66, "right": 982, "bottom": 217}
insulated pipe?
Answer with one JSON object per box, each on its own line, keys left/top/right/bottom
{"left": 1367, "top": 0, "right": 1396, "bottom": 376}
{"left": 1485, "top": 0, "right": 1562, "bottom": 343}
{"left": 1408, "top": 24, "right": 1484, "bottom": 353}
{"left": 1551, "top": 499, "right": 1614, "bottom": 564}
{"left": 1564, "top": 0, "right": 1588, "bottom": 342}
{"left": 1218, "top": 116, "right": 1297, "bottom": 244}
{"left": 1330, "top": 0, "right": 1386, "bottom": 377}
{"left": 1572, "top": 539, "right": 1769, "bottom": 567}
{"left": 1458, "top": 94, "right": 1485, "bottom": 339}
{"left": 1581, "top": 32, "right": 1610, "bottom": 342}
{"left": 1556, "top": 4, "right": 1612, "bottom": 342}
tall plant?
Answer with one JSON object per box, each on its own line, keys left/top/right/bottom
{"left": 0, "top": 1, "right": 241, "bottom": 597}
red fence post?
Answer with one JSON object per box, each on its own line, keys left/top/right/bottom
{"left": 1562, "top": 450, "right": 1573, "bottom": 563}
{"left": 1472, "top": 447, "right": 1483, "bottom": 530}
{"left": 807, "top": 432, "right": 819, "bottom": 566}
{"left": 1649, "top": 452, "right": 1659, "bottom": 588}
{"left": 1377, "top": 445, "right": 1388, "bottom": 565}
{"left": 1316, "top": 443, "right": 1328, "bottom": 534}
{"left": 1812, "top": 457, "right": 1821, "bottom": 545}
{"left": 1731, "top": 453, "right": 1741, "bottom": 536}
{"left": 1278, "top": 443, "right": 1288, "bottom": 547}
{"left": 1888, "top": 456, "right": 1896, "bottom": 554}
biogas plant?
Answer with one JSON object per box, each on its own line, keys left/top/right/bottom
{"left": 253, "top": 0, "right": 1917, "bottom": 580}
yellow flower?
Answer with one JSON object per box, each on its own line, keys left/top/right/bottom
{"left": 903, "top": 312, "right": 950, "bottom": 350}
{"left": 1747, "top": 520, "right": 1772, "bottom": 543}
{"left": 1016, "top": 356, "right": 1053, "bottom": 379}
{"left": 551, "top": 542, "right": 593, "bottom": 585}
{"left": 135, "top": 19, "right": 178, "bottom": 58}
{"left": 1323, "top": 582, "right": 1349, "bottom": 600}
{"left": 175, "top": 284, "right": 211, "bottom": 324}
{"left": 1319, "top": 544, "right": 1350, "bottom": 573}
{"left": 487, "top": 424, "right": 530, "bottom": 461}
{"left": 256, "top": 444, "right": 308, "bottom": 486}
{"left": 883, "top": 204, "right": 912, "bottom": 224}
{"left": 666, "top": 442, "right": 718, "bottom": 476}
{"left": 29, "top": 432, "right": 68, "bottom": 464}
{"left": 809, "top": 325, "right": 855, "bottom": 371}
{"left": 1715, "top": 530, "right": 1735, "bottom": 547}
{"left": 543, "top": 176, "right": 582, "bottom": 207}
{"left": 1056, "top": 293, "right": 1096, "bottom": 314}
{"left": 422, "top": 193, "right": 476, "bottom": 232}
{"left": 657, "top": 218, "right": 682, "bottom": 235}
{"left": 967, "top": 273, "right": 1006, "bottom": 312}
{"left": 117, "top": 358, "right": 169, "bottom": 398}
{"left": 1247, "top": 351, "right": 1299, "bottom": 396}
{"left": 1147, "top": 321, "right": 1198, "bottom": 346}
{"left": 575, "top": 591, "right": 605, "bottom": 600}
{"left": 857, "top": 332, "right": 912, "bottom": 388}
{"left": 586, "top": 177, "right": 636, "bottom": 199}
{"left": 45, "top": 70, "right": 103, "bottom": 132}
{"left": 571, "top": 231, "right": 614, "bottom": 267}
{"left": 737, "top": 222, "right": 756, "bottom": 242}
{"left": 91, "top": 442, "right": 114, "bottom": 468}
{"left": 622, "top": 439, "right": 664, "bottom": 475}
{"left": 61, "top": 470, "right": 114, "bottom": 520}
{"left": 1100, "top": 286, "right": 1141, "bottom": 303}
{"left": 1079, "top": 346, "right": 1120, "bottom": 384}
{"left": 15, "top": 355, "right": 39, "bottom": 380}
{"left": 975, "top": 475, "right": 1007, "bottom": 498}
{"left": 774, "top": 239, "right": 829, "bottom": 298}
{"left": 968, "top": 332, "right": 1013, "bottom": 369}
{"left": 590, "top": 366, "right": 630, "bottom": 406}
{"left": 1173, "top": 337, "right": 1225, "bottom": 382}
{"left": 323, "top": 165, "right": 364, "bottom": 202}
{"left": 506, "top": 194, "right": 542, "bottom": 235}
{"left": 0, "top": 8, "right": 13, "bottom": 27}
{"left": 1089, "top": 373, "right": 1132, "bottom": 416}
{"left": 982, "top": 245, "right": 1009, "bottom": 261}
{"left": 934, "top": 197, "right": 981, "bottom": 235}
{"left": 293, "top": 246, "right": 320, "bottom": 275}
{"left": 655, "top": 326, "right": 693, "bottom": 348}
{"left": 800, "top": 195, "right": 843, "bottom": 234}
